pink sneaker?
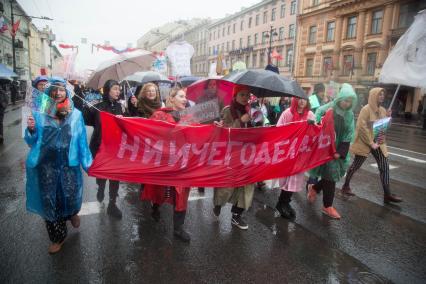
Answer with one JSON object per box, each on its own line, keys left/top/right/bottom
{"left": 307, "top": 184, "right": 317, "bottom": 203}
{"left": 322, "top": 206, "right": 341, "bottom": 219}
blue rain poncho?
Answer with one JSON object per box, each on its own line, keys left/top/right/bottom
{"left": 24, "top": 78, "right": 93, "bottom": 221}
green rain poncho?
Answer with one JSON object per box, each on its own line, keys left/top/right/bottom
{"left": 309, "top": 83, "right": 358, "bottom": 182}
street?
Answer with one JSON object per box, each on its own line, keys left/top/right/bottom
{"left": 0, "top": 104, "right": 425, "bottom": 283}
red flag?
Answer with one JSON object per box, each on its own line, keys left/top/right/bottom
{"left": 89, "top": 111, "right": 336, "bottom": 187}
{"left": 271, "top": 49, "right": 283, "bottom": 61}
{"left": 10, "top": 19, "right": 20, "bottom": 37}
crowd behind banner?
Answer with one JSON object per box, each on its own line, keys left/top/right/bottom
{"left": 19, "top": 75, "right": 402, "bottom": 254}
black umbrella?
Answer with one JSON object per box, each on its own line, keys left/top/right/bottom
{"left": 222, "top": 69, "right": 307, "bottom": 99}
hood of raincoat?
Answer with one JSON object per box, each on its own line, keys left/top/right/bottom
{"left": 44, "top": 77, "right": 73, "bottom": 99}
{"left": 32, "top": 75, "right": 49, "bottom": 88}
{"left": 332, "top": 83, "right": 358, "bottom": 115}
{"left": 367, "top": 87, "right": 384, "bottom": 114}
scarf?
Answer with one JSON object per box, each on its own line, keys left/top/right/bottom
{"left": 137, "top": 95, "right": 162, "bottom": 118}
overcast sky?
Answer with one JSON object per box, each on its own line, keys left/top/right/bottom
{"left": 18, "top": 0, "right": 259, "bottom": 73}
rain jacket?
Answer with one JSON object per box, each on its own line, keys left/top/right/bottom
{"left": 309, "top": 83, "right": 357, "bottom": 182}
{"left": 24, "top": 78, "right": 93, "bottom": 221}
{"left": 350, "top": 88, "right": 388, "bottom": 157}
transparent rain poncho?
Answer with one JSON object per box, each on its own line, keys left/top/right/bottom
{"left": 24, "top": 77, "right": 92, "bottom": 221}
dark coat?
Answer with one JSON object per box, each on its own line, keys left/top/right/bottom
{"left": 84, "top": 97, "right": 125, "bottom": 156}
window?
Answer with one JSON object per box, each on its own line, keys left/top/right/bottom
{"left": 323, "top": 57, "right": 332, "bottom": 75}
{"left": 240, "top": 20, "right": 244, "bottom": 31}
{"left": 398, "top": 3, "right": 417, "bottom": 28}
{"left": 371, "top": 10, "right": 383, "bottom": 34}
{"left": 277, "top": 47, "right": 284, "bottom": 67}
{"left": 286, "top": 45, "right": 293, "bottom": 67}
{"left": 309, "top": 26, "right": 317, "bottom": 44}
{"left": 326, "top": 21, "right": 335, "bottom": 41}
{"left": 232, "top": 40, "right": 235, "bottom": 50}
{"left": 226, "top": 42, "right": 229, "bottom": 51}
{"left": 228, "top": 26, "right": 231, "bottom": 35}
{"left": 312, "top": 0, "right": 319, "bottom": 6}
{"left": 233, "top": 23, "right": 236, "bottom": 33}
{"left": 290, "top": 1, "right": 296, "bottom": 15}
{"left": 367, "top": 52, "right": 377, "bottom": 75}
{"left": 306, "top": 58, "right": 314, "bottom": 76}
{"left": 271, "top": 8, "right": 276, "bottom": 21}
{"left": 256, "top": 14, "right": 260, "bottom": 26}
{"left": 217, "top": 28, "right": 220, "bottom": 38}
{"left": 346, "top": 16, "right": 357, "bottom": 39}
{"left": 289, "top": 24, "right": 295, "bottom": 39}
{"left": 343, "top": 55, "right": 354, "bottom": 75}
{"left": 262, "top": 32, "right": 267, "bottom": 44}
{"left": 263, "top": 11, "right": 268, "bottom": 24}
{"left": 254, "top": 33, "right": 258, "bottom": 45}
{"left": 223, "top": 27, "right": 225, "bottom": 37}
{"left": 209, "top": 33, "right": 212, "bottom": 41}
{"left": 280, "top": 4, "right": 285, "bottom": 18}
{"left": 213, "top": 31, "right": 216, "bottom": 40}
{"left": 221, "top": 43, "right": 225, "bottom": 52}
{"left": 247, "top": 35, "right": 251, "bottom": 46}
{"left": 239, "top": 38, "right": 243, "bottom": 48}
{"left": 217, "top": 44, "right": 220, "bottom": 54}
{"left": 252, "top": 53, "right": 257, "bottom": 68}
{"left": 209, "top": 47, "right": 211, "bottom": 55}
{"left": 249, "top": 17, "right": 252, "bottom": 28}
{"left": 279, "top": 27, "right": 284, "bottom": 40}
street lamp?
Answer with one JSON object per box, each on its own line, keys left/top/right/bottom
{"left": 9, "top": 0, "right": 53, "bottom": 73}
{"left": 264, "top": 25, "right": 278, "bottom": 65}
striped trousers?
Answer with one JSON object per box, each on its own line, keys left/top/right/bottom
{"left": 343, "top": 148, "right": 391, "bottom": 195}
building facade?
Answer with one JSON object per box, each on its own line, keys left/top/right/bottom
{"left": 294, "top": 0, "right": 426, "bottom": 115}
{"left": 207, "top": 0, "right": 297, "bottom": 76}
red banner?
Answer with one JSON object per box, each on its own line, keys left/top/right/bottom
{"left": 88, "top": 112, "right": 336, "bottom": 188}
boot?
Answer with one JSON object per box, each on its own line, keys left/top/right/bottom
{"left": 276, "top": 201, "right": 296, "bottom": 219}
{"left": 173, "top": 211, "right": 190, "bottom": 242}
{"left": 213, "top": 205, "right": 221, "bottom": 217}
{"left": 107, "top": 202, "right": 122, "bottom": 219}
{"left": 96, "top": 188, "right": 105, "bottom": 202}
{"left": 151, "top": 203, "right": 160, "bottom": 222}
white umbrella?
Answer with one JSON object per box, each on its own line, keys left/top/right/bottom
{"left": 86, "top": 50, "right": 155, "bottom": 89}
{"left": 123, "top": 71, "right": 170, "bottom": 84}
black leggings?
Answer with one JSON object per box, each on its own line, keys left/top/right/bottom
{"left": 96, "top": 178, "right": 120, "bottom": 200}
{"left": 344, "top": 148, "right": 390, "bottom": 195}
{"left": 313, "top": 179, "right": 335, "bottom": 208}
{"left": 46, "top": 219, "right": 67, "bottom": 243}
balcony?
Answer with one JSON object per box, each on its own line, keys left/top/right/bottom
{"left": 390, "top": 27, "right": 408, "bottom": 42}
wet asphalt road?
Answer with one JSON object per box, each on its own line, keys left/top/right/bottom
{"left": 0, "top": 104, "right": 425, "bottom": 284}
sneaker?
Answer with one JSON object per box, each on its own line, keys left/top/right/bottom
{"left": 231, "top": 214, "right": 249, "bottom": 230}
{"left": 107, "top": 203, "right": 123, "bottom": 219}
{"left": 384, "top": 194, "right": 403, "bottom": 204}
{"left": 70, "top": 214, "right": 80, "bottom": 228}
{"left": 96, "top": 188, "right": 105, "bottom": 202}
{"left": 322, "top": 206, "right": 341, "bottom": 219}
{"left": 213, "top": 205, "right": 221, "bottom": 217}
{"left": 341, "top": 186, "right": 356, "bottom": 196}
{"left": 307, "top": 184, "right": 317, "bottom": 203}
{"left": 48, "top": 241, "right": 64, "bottom": 254}
{"left": 173, "top": 227, "right": 191, "bottom": 243}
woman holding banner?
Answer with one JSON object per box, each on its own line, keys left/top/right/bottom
{"left": 25, "top": 77, "right": 92, "bottom": 253}
{"left": 307, "top": 83, "right": 357, "bottom": 219}
{"left": 136, "top": 83, "right": 162, "bottom": 118}
{"left": 85, "top": 80, "right": 125, "bottom": 219}
{"left": 141, "top": 88, "right": 192, "bottom": 242}
{"left": 213, "top": 85, "right": 254, "bottom": 230}
{"left": 275, "top": 98, "right": 315, "bottom": 219}
{"left": 341, "top": 87, "right": 402, "bottom": 203}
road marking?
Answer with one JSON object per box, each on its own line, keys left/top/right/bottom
{"left": 79, "top": 201, "right": 101, "bottom": 216}
{"left": 388, "top": 152, "right": 426, "bottom": 164}
{"left": 370, "top": 163, "right": 398, "bottom": 170}
{"left": 387, "top": 146, "right": 426, "bottom": 156}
